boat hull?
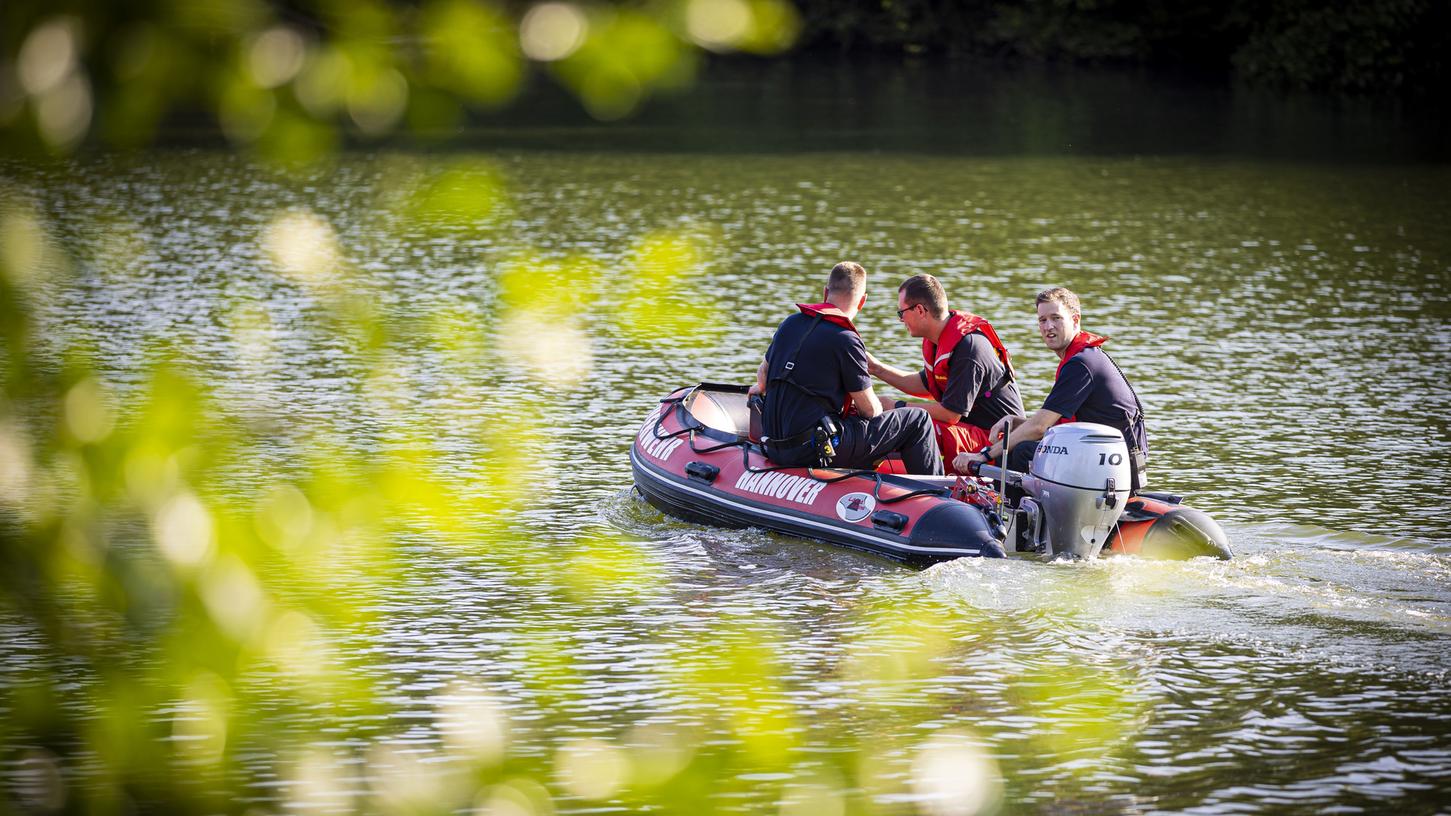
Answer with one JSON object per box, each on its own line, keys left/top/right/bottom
{"left": 630, "top": 386, "right": 1005, "bottom": 566}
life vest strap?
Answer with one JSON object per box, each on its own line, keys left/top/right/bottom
{"left": 767, "top": 314, "right": 846, "bottom": 420}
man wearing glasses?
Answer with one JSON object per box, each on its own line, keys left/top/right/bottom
{"left": 868, "top": 274, "right": 1025, "bottom": 475}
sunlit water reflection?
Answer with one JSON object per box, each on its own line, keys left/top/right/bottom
{"left": 3, "top": 148, "right": 1449, "bottom": 813}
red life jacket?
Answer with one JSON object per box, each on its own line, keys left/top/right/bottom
{"left": 1055, "top": 330, "right": 1108, "bottom": 378}
{"left": 920, "top": 311, "right": 1014, "bottom": 474}
{"left": 921, "top": 310, "right": 1013, "bottom": 403}
{"left": 1053, "top": 330, "right": 1109, "bottom": 424}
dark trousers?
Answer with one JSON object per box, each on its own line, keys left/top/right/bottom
{"left": 999, "top": 439, "right": 1037, "bottom": 501}
{"left": 832, "top": 407, "right": 943, "bottom": 475}
{"left": 1007, "top": 439, "right": 1036, "bottom": 474}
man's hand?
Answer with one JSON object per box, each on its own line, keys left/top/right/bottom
{"left": 952, "top": 451, "right": 987, "bottom": 473}
{"left": 988, "top": 414, "right": 1023, "bottom": 442}
{"left": 747, "top": 382, "right": 763, "bottom": 396}
{"left": 865, "top": 351, "right": 883, "bottom": 378}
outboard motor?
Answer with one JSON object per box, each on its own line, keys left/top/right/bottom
{"left": 1020, "top": 423, "right": 1132, "bottom": 559}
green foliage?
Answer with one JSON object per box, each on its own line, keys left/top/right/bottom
{"left": 1232, "top": 0, "right": 1445, "bottom": 92}
{"left": 0, "top": 157, "right": 778, "bottom": 812}
{"left": 0, "top": 0, "right": 802, "bottom": 159}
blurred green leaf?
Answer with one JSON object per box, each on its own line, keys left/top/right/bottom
{"left": 420, "top": 0, "right": 524, "bottom": 108}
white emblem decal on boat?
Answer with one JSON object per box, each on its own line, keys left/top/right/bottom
{"left": 835, "top": 492, "right": 875, "bottom": 523}
{"left": 733, "top": 470, "right": 828, "bottom": 505}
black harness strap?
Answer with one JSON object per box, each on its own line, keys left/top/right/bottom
{"left": 767, "top": 314, "right": 846, "bottom": 419}
{"left": 1098, "top": 348, "right": 1149, "bottom": 489}
{"left": 1099, "top": 348, "right": 1147, "bottom": 447}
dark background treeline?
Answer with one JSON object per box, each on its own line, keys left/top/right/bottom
{"left": 789, "top": 0, "right": 1448, "bottom": 95}
{"left": 12, "top": 0, "right": 1440, "bottom": 97}
{"left": 245, "top": 0, "right": 1451, "bottom": 95}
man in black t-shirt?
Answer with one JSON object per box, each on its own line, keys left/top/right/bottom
{"left": 953, "top": 287, "right": 1148, "bottom": 489}
{"left": 868, "top": 274, "right": 1025, "bottom": 474}
{"left": 749, "top": 262, "right": 942, "bottom": 474}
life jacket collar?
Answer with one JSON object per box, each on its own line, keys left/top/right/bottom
{"left": 796, "top": 302, "right": 859, "bottom": 335}
{"left": 1055, "top": 330, "right": 1108, "bottom": 380}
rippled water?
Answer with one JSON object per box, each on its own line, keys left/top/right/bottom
{"left": 3, "top": 146, "right": 1449, "bottom": 813}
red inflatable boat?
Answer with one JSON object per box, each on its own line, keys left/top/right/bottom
{"left": 629, "top": 384, "right": 1232, "bottom": 565}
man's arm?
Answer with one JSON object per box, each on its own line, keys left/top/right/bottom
{"left": 951, "top": 409, "right": 1060, "bottom": 472}
{"left": 921, "top": 401, "right": 965, "bottom": 425}
{"left": 983, "top": 357, "right": 1088, "bottom": 457}
{"left": 871, "top": 353, "right": 955, "bottom": 420}
{"left": 952, "top": 357, "right": 1090, "bottom": 471}
{"left": 840, "top": 334, "right": 880, "bottom": 418}
{"left": 866, "top": 352, "right": 932, "bottom": 398}
{"left": 849, "top": 387, "right": 883, "bottom": 419}
{"left": 748, "top": 358, "right": 768, "bottom": 396}
{"left": 985, "top": 408, "right": 1059, "bottom": 460}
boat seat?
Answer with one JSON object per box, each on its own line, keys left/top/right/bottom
{"left": 686, "top": 388, "right": 752, "bottom": 437}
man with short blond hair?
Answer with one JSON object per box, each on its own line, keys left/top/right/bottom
{"left": 869, "top": 274, "right": 1024, "bottom": 474}
{"left": 827, "top": 260, "right": 867, "bottom": 293}
{"left": 1036, "top": 286, "right": 1080, "bottom": 318}
{"left": 750, "top": 263, "right": 941, "bottom": 474}
{"left": 955, "top": 286, "right": 1148, "bottom": 490}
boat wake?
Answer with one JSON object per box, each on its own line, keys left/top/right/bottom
{"left": 919, "top": 520, "right": 1451, "bottom": 676}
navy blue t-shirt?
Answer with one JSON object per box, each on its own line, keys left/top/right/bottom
{"left": 762, "top": 312, "right": 871, "bottom": 439}
{"left": 1042, "top": 346, "right": 1149, "bottom": 454}
{"left": 926, "top": 333, "right": 1026, "bottom": 429}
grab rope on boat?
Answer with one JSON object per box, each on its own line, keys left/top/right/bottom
{"left": 649, "top": 391, "right": 950, "bottom": 505}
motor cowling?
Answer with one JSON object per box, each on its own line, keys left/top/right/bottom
{"left": 1020, "top": 423, "right": 1132, "bottom": 559}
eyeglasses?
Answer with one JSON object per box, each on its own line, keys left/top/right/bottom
{"left": 896, "top": 304, "right": 921, "bottom": 320}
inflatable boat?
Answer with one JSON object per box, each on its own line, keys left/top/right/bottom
{"left": 629, "top": 384, "right": 1232, "bottom": 565}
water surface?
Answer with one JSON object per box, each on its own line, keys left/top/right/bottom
{"left": 3, "top": 134, "right": 1449, "bottom": 814}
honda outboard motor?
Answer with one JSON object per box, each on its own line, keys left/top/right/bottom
{"left": 1020, "top": 423, "right": 1132, "bottom": 559}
